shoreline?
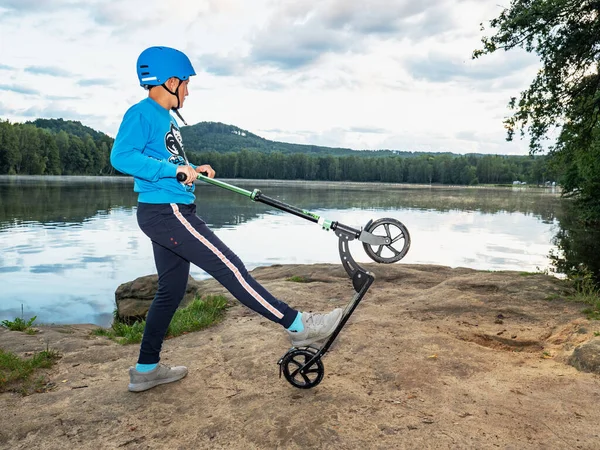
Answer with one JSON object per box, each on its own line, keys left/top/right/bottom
{"left": 2, "top": 263, "right": 570, "bottom": 329}
{"left": 0, "top": 174, "right": 563, "bottom": 193}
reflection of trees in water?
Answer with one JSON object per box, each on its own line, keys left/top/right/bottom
{"left": 550, "top": 203, "right": 600, "bottom": 285}
{"left": 0, "top": 178, "right": 137, "bottom": 229}
{"left": 197, "top": 183, "right": 564, "bottom": 227}
{"left": 1, "top": 179, "right": 565, "bottom": 230}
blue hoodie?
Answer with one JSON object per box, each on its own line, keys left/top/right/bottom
{"left": 110, "top": 97, "right": 196, "bottom": 204}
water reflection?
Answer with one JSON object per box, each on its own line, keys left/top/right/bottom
{"left": 550, "top": 202, "right": 600, "bottom": 285}
{"left": 0, "top": 176, "right": 567, "bottom": 326}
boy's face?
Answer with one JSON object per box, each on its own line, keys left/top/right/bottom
{"left": 177, "top": 79, "right": 189, "bottom": 108}
{"left": 165, "top": 77, "right": 190, "bottom": 108}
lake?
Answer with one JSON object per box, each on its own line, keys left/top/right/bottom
{"left": 0, "top": 176, "right": 564, "bottom": 327}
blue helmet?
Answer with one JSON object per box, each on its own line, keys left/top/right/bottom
{"left": 136, "top": 46, "right": 196, "bottom": 87}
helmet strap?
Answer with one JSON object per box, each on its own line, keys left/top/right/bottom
{"left": 161, "top": 79, "right": 182, "bottom": 108}
{"left": 161, "top": 79, "right": 188, "bottom": 125}
{"left": 172, "top": 108, "right": 188, "bottom": 126}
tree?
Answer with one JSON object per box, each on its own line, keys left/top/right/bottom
{"left": 0, "top": 120, "right": 20, "bottom": 174}
{"left": 18, "top": 124, "right": 43, "bottom": 174}
{"left": 55, "top": 130, "right": 70, "bottom": 172}
{"left": 474, "top": 0, "right": 600, "bottom": 218}
{"left": 474, "top": 0, "right": 600, "bottom": 152}
{"left": 66, "top": 136, "right": 86, "bottom": 174}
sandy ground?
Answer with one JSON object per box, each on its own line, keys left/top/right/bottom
{"left": 1, "top": 263, "right": 599, "bottom": 450}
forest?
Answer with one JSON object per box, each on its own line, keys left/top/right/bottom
{"left": 0, "top": 118, "right": 553, "bottom": 186}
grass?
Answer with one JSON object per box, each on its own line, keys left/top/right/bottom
{"left": 286, "top": 275, "right": 311, "bottom": 283}
{"left": 0, "top": 347, "right": 61, "bottom": 395}
{"left": 519, "top": 272, "right": 539, "bottom": 277}
{"left": 92, "top": 295, "right": 229, "bottom": 345}
{"left": 564, "top": 269, "right": 600, "bottom": 320}
{"left": 1, "top": 316, "right": 37, "bottom": 332}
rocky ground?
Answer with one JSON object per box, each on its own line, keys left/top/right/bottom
{"left": 1, "top": 263, "right": 599, "bottom": 449}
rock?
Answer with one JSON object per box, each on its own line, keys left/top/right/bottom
{"left": 568, "top": 339, "right": 600, "bottom": 374}
{"left": 115, "top": 275, "right": 203, "bottom": 322}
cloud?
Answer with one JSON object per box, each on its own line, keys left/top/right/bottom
{"left": 0, "top": 0, "right": 69, "bottom": 13}
{"left": 77, "top": 78, "right": 114, "bottom": 87}
{"left": 46, "top": 94, "right": 81, "bottom": 100}
{"left": 20, "top": 104, "right": 103, "bottom": 122}
{"left": 195, "top": 0, "right": 462, "bottom": 75}
{"left": 25, "top": 65, "right": 74, "bottom": 77}
{"left": 0, "top": 84, "right": 40, "bottom": 95}
{"left": 349, "top": 126, "right": 387, "bottom": 134}
{"left": 245, "top": 0, "right": 458, "bottom": 70}
{"left": 318, "top": 0, "right": 452, "bottom": 37}
{"left": 0, "top": 101, "right": 11, "bottom": 116}
{"left": 456, "top": 130, "right": 478, "bottom": 141}
{"left": 243, "top": 78, "right": 288, "bottom": 91}
{"left": 249, "top": 24, "right": 349, "bottom": 70}
{"left": 85, "top": 1, "right": 167, "bottom": 33}
{"left": 197, "top": 54, "right": 245, "bottom": 76}
{"left": 405, "top": 50, "right": 539, "bottom": 84}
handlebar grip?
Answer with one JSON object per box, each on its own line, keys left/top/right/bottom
{"left": 176, "top": 172, "right": 187, "bottom": 182}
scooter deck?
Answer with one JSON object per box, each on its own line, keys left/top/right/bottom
{"left": 280, "top": 270, "right": 375, "bottom": 380}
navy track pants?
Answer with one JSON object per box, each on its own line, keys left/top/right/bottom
{"left": 136, "top": 202, "right": 298, "bottom": 364}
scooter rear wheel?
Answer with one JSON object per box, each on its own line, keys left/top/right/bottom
{"left": 280, "top": 348, "right": 324, "bottom": 389}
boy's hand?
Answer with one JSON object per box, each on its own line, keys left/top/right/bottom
{"left": 196, "top": 164, "right": 215, "bottom": 178}
{"left": 176, "top": 165, "right": 198, "bottom": 185}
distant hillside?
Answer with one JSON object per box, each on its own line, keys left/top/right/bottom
{"left": 2, "top": 117, "right": 552, "bottom": 185}
{"left": 181, "top": 122, "right": 451, "bottom": 158}
{"left": 28, "top": 118, "right": 113, "bottom": 145}
{"left": 25, "top": 118, "right": 455, "bottom": 159}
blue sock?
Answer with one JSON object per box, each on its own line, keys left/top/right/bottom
{"left": 286, "top": 312, "right": 304, "bottom": 332}
{"left": 135, "top": 363, "right": 158, "bottom": 373}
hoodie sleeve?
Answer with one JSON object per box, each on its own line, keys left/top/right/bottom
{"left": 110, "top": 109, "right": 177, "bottom": 181}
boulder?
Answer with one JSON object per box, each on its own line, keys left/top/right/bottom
{"left": 115, "top": 275, "right": 203, "bottom": 322}
{"left": 568, "top": 338, "right": 600, "bottom": 374}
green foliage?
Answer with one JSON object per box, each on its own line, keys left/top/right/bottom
{"left": 1, "top": 316, "right": 37, "bottom": 332}
{"left": 549, "top": 202, "right": 600, "bottom": 285}
{"left": 189, "top": 150, "right": 552, "bottom": 185}
{"left": 92, "top": 295, "right": 229, "bottom": 345}
{"left": 167, "top": 295, "right": 228, "bottom": 337}
{"left": 286, "top": 275, "right": 311, "bottom": 283}
{"left": 31, "top": 118, "right": 110, "bottom": 142}
{"left": 475, "top": 0, "right": 600, "bottom": 221}
{"left": 568, "top": 268, "right": 600, "bottom": 320}
{"left": 0, "top": 348, "right": 60, "bottom": 395}
{"left": 552, "top": 126, "right": 600, "bottom": 221}
{"left": 549, "top": 258, "right": 600, "bottom": 319}
{"left": 474, "top": 0, "right": 600, "bottom": 153}
{"left": 180, "top": 121, "right": 434, "bottom": 158}
{"left": 0, "top": 119, "right": 114, "bottom": 175}
{"left": 0, "top": 117, "right": 556, "bottom": 186}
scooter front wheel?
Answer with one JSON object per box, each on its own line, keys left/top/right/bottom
{"left": 363, "top": 218, "right": 411, "bottom": 263}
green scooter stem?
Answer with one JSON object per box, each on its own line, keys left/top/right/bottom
{"left": 177, "top": 172, "right": 340, "bottom": 233}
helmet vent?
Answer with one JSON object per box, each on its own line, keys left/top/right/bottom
{"left": 139, "top": 65, "right": 149, "bottom": 68}
{"left": 141, "top": 72, "right": 150, "bottom": 76}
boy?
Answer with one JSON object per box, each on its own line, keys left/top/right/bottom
{"left": 110, "top": 46, "right": 343, "bottom": 392}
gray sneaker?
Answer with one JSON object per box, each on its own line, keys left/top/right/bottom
{"left": 128, "top": 364, "right": 188, "bottom": 392}
{"left": 286, "top": 308, "right": 344, "bottom": 347}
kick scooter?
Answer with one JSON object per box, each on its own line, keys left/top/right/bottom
{"left": 178, "top": 173, "right": 411, "bottom": 388}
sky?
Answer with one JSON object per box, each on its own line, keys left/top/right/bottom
{"left": 0, "top": 0, "right": 542, "bottom": 155}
